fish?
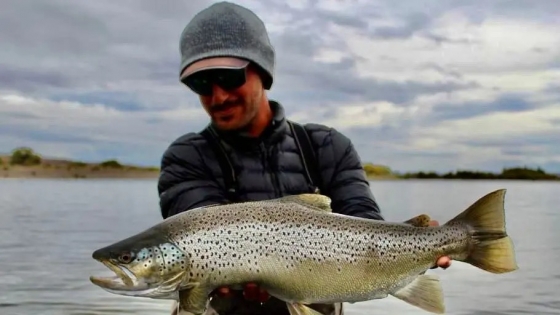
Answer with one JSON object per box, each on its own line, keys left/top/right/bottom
{"left": 89, "top": 189, "right": 518, "bottom": 315}
{"left": 178, "top": 196, "right": 434, "bottom": 315}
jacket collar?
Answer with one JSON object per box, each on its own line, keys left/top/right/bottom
{"left": 208, "top": 100, "right": 288, "bottom": 151}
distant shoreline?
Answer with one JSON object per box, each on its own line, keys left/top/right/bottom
{"left": 1, "top": 154, "right": 159, "bottom": 179}
{"left": 363, "top": 163, "right": 559, "bottom": 181}
{"left": 3, "top": 163, "right": 557, "bottom": 181}
{"left": 2, "top": 149, "right": 558, "bottom": 181}
{"left": 1, "top": 165, "right": 159, "bottom": 179}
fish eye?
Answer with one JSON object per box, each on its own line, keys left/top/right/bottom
{"left": 117, "top": 252, "right": 135, "bottom": 264}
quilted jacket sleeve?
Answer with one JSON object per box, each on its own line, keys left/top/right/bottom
{"left": 157, "top": 133, "right": 228, "bottom": 219}
{"left": 314, "top": 126, "right": 384, "bottom": 221}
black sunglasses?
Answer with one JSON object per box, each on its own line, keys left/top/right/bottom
{"left": 181, "top": 67, "right": 247, "bottom": 96}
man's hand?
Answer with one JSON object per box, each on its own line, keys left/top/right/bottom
{"left": 429, "top": 220, "right": 452, "bottom": 269}
{"left": 213, "top": 283, "right": 270, "bottom": 302}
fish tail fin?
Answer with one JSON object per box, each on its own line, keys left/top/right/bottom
{"left": 445, "top": 189, "right": 518, "bottom": 274}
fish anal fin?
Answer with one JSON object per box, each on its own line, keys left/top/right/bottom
{"left": 392, "top": 274, "right": 445, "bottom": 314}
{"left": 403, "top": 214, "right": 432, "bottom": 227}
{"left": 287, "top": 302, "right": 325, "bottom": 315}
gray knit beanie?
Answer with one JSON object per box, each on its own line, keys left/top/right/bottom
{"left": 179, "top": 2, "right": 275, "bottom": 89}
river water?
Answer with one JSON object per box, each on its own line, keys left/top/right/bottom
{"left": 0, "top": 179, "right": 557, "bottom": 315}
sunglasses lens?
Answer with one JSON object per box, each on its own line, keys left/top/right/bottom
{"left": 183, "top": 68, "right": 246, "bottom": 96}
{"left": 214, "top": 69, "right": 245, "bottom": 90}
{"left": 186, "top": 77, "right": 212, "bottom": 96}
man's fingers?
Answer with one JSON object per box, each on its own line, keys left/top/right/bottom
{"left": 213, "top": 283, "right": 268, "bottom": 301}
{"left": 429, "top": 220, "right": 440, "bottom": 227}
{"left": 215, "top": 286, "right": 232, "bottom": 297}
{"left": 437, "top": 256, "right": 452, "bottom": 269}
{"left": 257, "top": 287, "right": 270, "bottom": 303}
{"left": 243, "top": 283, "right": 259, "bottom": 301}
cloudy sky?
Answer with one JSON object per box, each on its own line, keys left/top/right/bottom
{"left": 1, "top": 0, "right": 559, "bottom": 173}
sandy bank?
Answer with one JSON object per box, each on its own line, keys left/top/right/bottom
{"left": 0, "top": 156, "right": 159, "bottom": 179}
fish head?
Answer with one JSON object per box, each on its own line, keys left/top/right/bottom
{"left": 89, "top": 226, "right": 189, "bottom": 299}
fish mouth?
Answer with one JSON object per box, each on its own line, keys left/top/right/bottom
{"left": 89, "top": 260, "right": 145, "bottom": 293}
{"left": 89, "top": 259, "right": 186, "bottom": 299}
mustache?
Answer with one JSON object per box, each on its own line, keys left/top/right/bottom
{"left": 210, "top": 101, "right": 239, "bottom": 112}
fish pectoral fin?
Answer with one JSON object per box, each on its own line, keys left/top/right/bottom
{"left": 286, "top": 302, "right": 325, "bottom": 315}
{"left": 178, "top": 283, "right": 210, "bottom": 315}
{"left": 403, "top": 214, "right": 432, "bottom": 227}
{"left": 391, "top": 274, "right": 445, "bottom": 314}
{"left": 156, "top": 271, "right": 189, "bottom": 294}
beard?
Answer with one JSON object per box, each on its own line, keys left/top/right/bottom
{"left": 210, "top": 99, "right": 259, "bottom": 133}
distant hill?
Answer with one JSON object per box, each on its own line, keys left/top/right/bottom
{"left": 1, "top": 147, "right": 159, "bottom": 179}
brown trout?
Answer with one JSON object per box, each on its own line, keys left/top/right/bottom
{"left": 89, "top": 189, "right": 518, "bottom": 315}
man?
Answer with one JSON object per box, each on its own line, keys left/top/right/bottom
{"left": 158, "top": 2, "right": 451, "bottom": 315}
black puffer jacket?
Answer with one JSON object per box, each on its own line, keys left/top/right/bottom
{"left": 158, "top": 101, "right": 383, "bottom": 221}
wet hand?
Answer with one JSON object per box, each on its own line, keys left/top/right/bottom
{"left": 429, "top": 220, "right": 452, "bottom": 269}
{"left": 214, "top": 283, "right": 270, "bottom": 303}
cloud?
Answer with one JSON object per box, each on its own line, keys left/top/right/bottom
{"left": 0, "top": 0, "right": 213, "bottom": 110}
{"left": 1, "top": 0, "right": 560, "bottom": 173}
{"left": 429, "top": 93, "right": 536, "bottom": 121}
{"left": 0, "top": 94, "right": 207, "bottom": 165}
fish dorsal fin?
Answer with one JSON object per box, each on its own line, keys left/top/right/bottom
{"left": 403, "top": 214, "right": 432, "bottom": 227}
{"left": 273, "top": 194, "right": 332, "bottom": 212}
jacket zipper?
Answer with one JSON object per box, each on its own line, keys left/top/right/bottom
{"left": 260, "top": 143, "right": 280, "bottom": 198}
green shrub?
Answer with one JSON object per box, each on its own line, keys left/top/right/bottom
{"left": 10, "top": 147, "right": 41, "bottom": 166}
{"left": 100, "top": 159, "right": 122, "bottom": 168}
{"left": 363, "top": 163, "right": 394, "bottom": 177}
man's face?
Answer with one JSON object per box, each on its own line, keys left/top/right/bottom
{"left": 182, "top": 64, "right": 264, "bottom": 132}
